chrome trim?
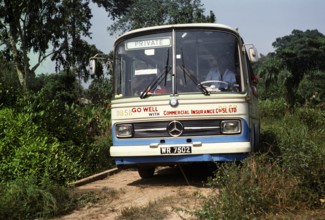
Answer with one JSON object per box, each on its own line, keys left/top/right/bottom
{"left": 134, "top": 128, "right": 166, "bottom": 132}
{"left": 185, "top": 126, "right": 220, "bottom": 130}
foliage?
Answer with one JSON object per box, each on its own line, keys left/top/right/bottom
{"left": 1, "top": 71, "right": 113, "bottom": 184}
{"left": 256, "top": 55, "right": 325, "bottom": 105}
{"left": 85, "top": 78, "right": 113, "bottom": 104}
{"left": 18, "top": 73, "right": 90, "bottom": 147}
{"left": 295, "top": 107, "right": 325, "bottom": 134}
{"left": 0, "top": 57, "right": 22, "bottom": 107}
{"left": 0, "top": 0, "right": 132, "bottom": 89}
{"left": 272, "top": 29, "right": 325, "bottom": 111}
{"left": 0, "top": 177, "right": 72, "bottom": 220}
{"left": 0, "top": 104, "right": 113, "bottom": 218}
{"left": 274, "top": 112, "right": 325, "bottom": 202}
{"left": 108, "top": 0, "right": 216, "bottom": 35}
{"left": 196, "top": 156, "right": 302, "bottom": 220}
{"left": 296, "top": 70, "right": 325, "bottom": 107}
{"left": 196, "top": 106, "right": 325, "bottom": 219}
{"left": 258, "top": 98, "right": 286, "bottom": 118}
{"left": 0, "top": 108, "right": 83, "bottom": 183}
{"left": 255, "top": 53, "right": 284, "bottom": 89}
{"left": 75, "top": 105, "right": 114, "bottom": 173}
{"left": 32, "top": 72, "right": 81, "bottom": 103}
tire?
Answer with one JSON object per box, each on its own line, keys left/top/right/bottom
{"left": 251, "top": 123, "right": 260, "bottom": 153}
{"left": 255, "top": 123, "right": 260, "bottom": 152}
{"left": 138, "top": 167, "right": 155, "bottom": 179}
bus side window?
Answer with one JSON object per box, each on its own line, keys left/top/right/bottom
{"left": 245, "top": 53, "right": 258, "bottom": 96}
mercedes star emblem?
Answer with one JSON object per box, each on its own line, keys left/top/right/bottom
{"left": 167, "top": 121, "right": 184, "bottom": 137}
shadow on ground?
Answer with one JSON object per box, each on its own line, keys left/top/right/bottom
{"left": 128, "top": 164, "right": 218, "bottom": 187}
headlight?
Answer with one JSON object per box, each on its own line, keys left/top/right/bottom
{"left": 221, "top": 120, "right": 241, "bottom": 134}
{"left": 116, "top": 124, "right": 133, "bottom": 138}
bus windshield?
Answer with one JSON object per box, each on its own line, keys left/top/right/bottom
{"left": 113, "top": 29, "right": 241, "bottom": 98}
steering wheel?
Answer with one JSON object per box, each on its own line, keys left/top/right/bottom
{"left": 200, "top": 80, "right": 229, "bottom": 89}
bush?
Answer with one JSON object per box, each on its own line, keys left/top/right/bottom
{"left": 274, "top": 113, "right": 325, "bottom": 204}
{"left": 0, "top": 108, "right": 83, "bottom": 184}
{"left": 196, "top": 156, "right": 302, "bottom": 219}
{"left": 296, "top": 70, "right": 325, "bottom": 107}
{"left": 0, "top": 62, "right": 22, "bottom": 108}
{"left": 70, "top": 104, "right": 113, "bottom": 174}
{"left": 196, "top": 107, "right": 325, "bottom": 219}
{"left": 260, "top": 110, "right": 324, "bottom": 206}
{"left": 259, "top": 98, "right": 286, "bottom": 118}
{"left": 18, "top": 92, "right": 92, "bottom": 147}
{"left": 84, "top": 137, "right": 115, "bottom": 174}
{"left": 0, "top": 177, "right": 71, "bottom": 220}
{"left": 295, "top": 107, "right": 325, "bottom": 132}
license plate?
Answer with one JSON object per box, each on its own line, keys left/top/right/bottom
{"left": 160, "top": 146, "right": 192, "bottom": 154}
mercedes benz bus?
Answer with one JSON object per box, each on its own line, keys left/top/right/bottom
{"left": 94, "top": 23, "right": 260, "bottom": 178}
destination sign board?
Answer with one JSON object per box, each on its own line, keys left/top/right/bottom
{"left": 126, "top": 37, "right": 171, "bottom": 50}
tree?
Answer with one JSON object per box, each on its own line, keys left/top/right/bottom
{"left": 0, "top": 55, "right": 22, "bottom": 107}
{"left": 255, "top": 53, "right": 284, "bottom": 89}
{"left": 108, "top": 0, "right": 216, "bottom": 35}
{"left": 0, "top": 0, "right": 132, "bottom": 90}
{"left": 254, "top": 53, "right": 287, "bottom": 101}
{"left": 272, "top": 29, "right": 325, "bottom": 111}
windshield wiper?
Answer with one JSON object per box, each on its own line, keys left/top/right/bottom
{"left": 179, "top": 65, "right": 209, "bottom": 95}
{"left": 139, "top": 66, "right": 171, "bottom": 99}
{"left": 140, "top": 49, "right": 171, "bottom": 99}
{"left": 179, "top": 49, "right": 209, "bottom": 95}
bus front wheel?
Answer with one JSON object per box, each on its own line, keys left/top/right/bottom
{"left": 138, "top": 167, "right": 155, "bottom": 179}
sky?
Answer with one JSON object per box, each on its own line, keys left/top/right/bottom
{"left": 87, "top": 0, "right": 325, "bottom": 56}
{"left": 36, "top": 0, "right": 325, "bottom": 74}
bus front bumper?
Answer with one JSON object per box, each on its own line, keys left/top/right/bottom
{"left": 110, "top": 142, "right": 251, "bottom": 166}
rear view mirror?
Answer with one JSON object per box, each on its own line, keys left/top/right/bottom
{"left": 89, "top": 59, "right": 96, "bottom": 75}
{"left": 248, "top": 46, "right": 258, "bottom": 62}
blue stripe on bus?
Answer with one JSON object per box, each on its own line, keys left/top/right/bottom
{"left": 114, "top": 153, "right": 249, "bottom": 165}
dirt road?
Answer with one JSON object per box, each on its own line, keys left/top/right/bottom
{"left": 57, "top": 166, "right": 216, "bottom": 220}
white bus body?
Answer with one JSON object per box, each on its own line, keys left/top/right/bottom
{"left": 108, "top": 23, "right": 259, "bottom": 178}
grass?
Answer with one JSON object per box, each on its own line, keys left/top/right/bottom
{"left": 0, "top": 177, "right": 70, "bottom": 220}
{"left": 194, "top": 104, "right": 325, "bottom": 219}
{"left": 0, "top": 177, "right": 120, "bottom": 220}
{"left": 117, "top": 197, "right": 171, "bottom": 220}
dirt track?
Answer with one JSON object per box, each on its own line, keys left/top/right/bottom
{"left": 57, "top": 166, "right": 216, "bottom": 220}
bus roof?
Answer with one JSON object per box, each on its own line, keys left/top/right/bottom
{"left": 115, "top": 23, "right": 239, "bottom": 43}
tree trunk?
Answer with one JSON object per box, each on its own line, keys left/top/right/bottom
{"left": 8, "top": 32, "right": 25, "bottom": 90}
{"left": 284, "top": 76, "right": 298, "bottom": 113}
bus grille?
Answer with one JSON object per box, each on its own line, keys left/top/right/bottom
{"left": 132, "top": 119, "right": 222, "bottom": 138}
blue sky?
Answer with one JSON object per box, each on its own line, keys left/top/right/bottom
{"left": 203, "top": 0, "right": 325, "bottom": 55}
{"left": 36, "top": 0, "right": 325, "bottom": 74}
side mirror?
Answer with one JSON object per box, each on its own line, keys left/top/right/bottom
{"left": 248, "top": 46, "right": 258, "bottom": 62}
{"left": 89, "top": 59, "right": 96, "bottom": 75}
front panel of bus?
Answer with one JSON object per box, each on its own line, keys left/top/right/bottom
{"left": 110, "top": 26, "right": 259, "bottom": 168}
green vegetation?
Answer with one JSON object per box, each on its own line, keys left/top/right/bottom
{"left": 0, "top": 71, "right": 114, "bottom": 219}
{"left": 0, "top": 177, "right": 71, "bottom": 219}
{"left": 0, "top": 0, "right": 131, "bottom": 90}
{"left": 108, "top": 0, "right": 216, "bottom": 35}
{"left": 195, "top": 104, "right": 325, "bottom": 219}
